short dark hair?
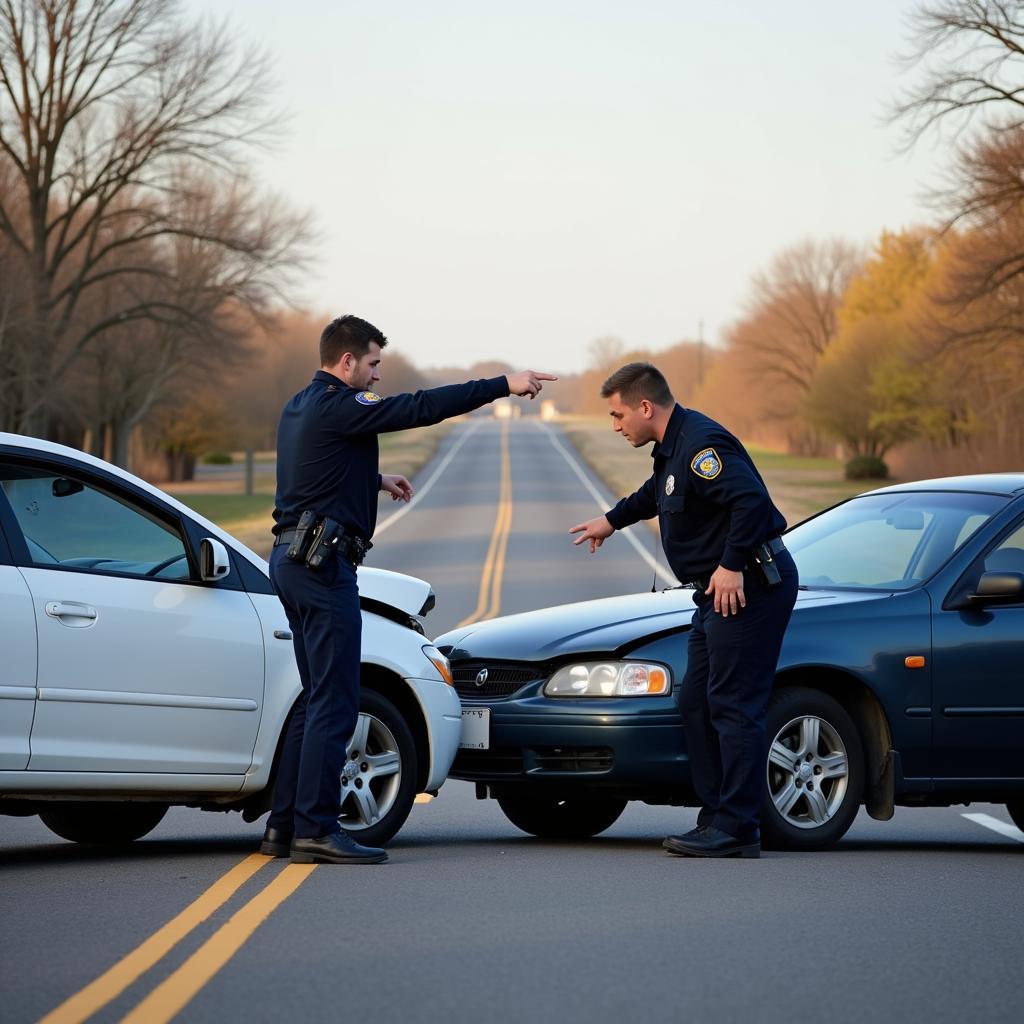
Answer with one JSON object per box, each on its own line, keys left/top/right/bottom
{"left": 600, "top": 362, "right": 674, "bottom": 407}
{"left": 320, "top": 315, "right": 388, "bottom": 366}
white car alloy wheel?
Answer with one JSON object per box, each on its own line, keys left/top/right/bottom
{"left": 339, "top": 712, "right": 403, "bottom": 831}
{"left": 767, "top": 714, "right": 849, "bottom": 830}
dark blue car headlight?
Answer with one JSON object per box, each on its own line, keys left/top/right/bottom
{"left": 544, "top": 661, "right": 671, "bottom": 697}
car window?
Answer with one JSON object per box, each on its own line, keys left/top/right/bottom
{"left": 787, "top": 491, "right": 1006, "bottom": 590}
{"left": 0, "top": 462, "right": 190, "bottom": 580}
{"left": 984, "top": 522, "right": 1024, "bottom": 575}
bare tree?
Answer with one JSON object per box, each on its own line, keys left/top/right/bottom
{"left": 892, "top": 1, "right": 1024, "bottom": 148}
{"left": 730, "top": 238, "right": 861, "bottom": 395}
{"left": 0, "top": 0, "right": 309, "bottom": 442}
{"left": 586, "top": 335, "right": 625, "bottom": 372}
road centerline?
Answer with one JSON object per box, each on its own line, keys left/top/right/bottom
{"left": 119, "top": 862, "right": 318, "bottom": 1024}
{"left": 38, "top": 853, "right": 273, "bottom": 1024}
{"left": 455, "top": 422, "right": 512, "bottom": 628}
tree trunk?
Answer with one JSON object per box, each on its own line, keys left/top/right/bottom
{"left": 111, "top": 422, "right": 132, "bottom": 470}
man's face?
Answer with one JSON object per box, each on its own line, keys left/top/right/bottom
{"left": 338, "top": 342, "right": 382, "bottom": 391}
{"left": 607, "top": 392, "right": 656, "bottom": 447}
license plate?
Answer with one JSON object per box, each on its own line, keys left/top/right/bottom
{"left": 460, "top": 708, "right": 490, "bottom": 750}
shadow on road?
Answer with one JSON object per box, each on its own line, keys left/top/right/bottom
{"left": 0, "top": 835, "right": 259, "bottom": 867}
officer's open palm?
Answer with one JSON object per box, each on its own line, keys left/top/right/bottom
{"left": 569, "top": 515, "right": 614, "bottom": 554}
{"left": 381, "top": 474, "right": 414, "bottom": 502}
{"left": 507, "top": 370, "right": 559, "bottom": 399}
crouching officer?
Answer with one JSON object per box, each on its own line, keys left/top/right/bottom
{"left": 263, "top": 314, "right": 556, "bottom": 864}
{"left": 569, "top": 363, "right": 798, "bottom": 858}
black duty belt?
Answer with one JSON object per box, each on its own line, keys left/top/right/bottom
{"left": 690, "top": 537, "right": 787, "bottom": 591}
{"left": 274, "top": 528, "right": 371, "bottom": 567}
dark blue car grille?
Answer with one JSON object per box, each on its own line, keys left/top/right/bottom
{"left": 451, "top": 746, "right": 614, "bottom": 778}
{"left": 451, "top": 747, "right": 524, "bottom": 776}
{"left": 451, "top": 662, "right": 545, "bottom": 699}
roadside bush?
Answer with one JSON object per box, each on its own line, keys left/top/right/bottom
{"left": 845, "top": 454, "right": 888, "bottom": 480}
{"left": 203, "top": 451, "right": 234, "bottom": 465}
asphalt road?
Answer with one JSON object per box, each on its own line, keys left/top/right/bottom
{"left": 3, "top": 418, "right": 1022, "bottom": 1024}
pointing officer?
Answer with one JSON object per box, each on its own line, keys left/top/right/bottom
{"left": 263, "top": 314, "right": 556, "bottom": 864}
{"left": 569, "top": 362, "right": 798, "bottom": 858}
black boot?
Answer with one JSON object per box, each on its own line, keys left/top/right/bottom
{"left": 663, "top": 826, "right": 760, "bottom": 859}
{"left": 260, "top": 824, "right": 293, "bottom": 858}
{"left": 290, "top": 831, "right": 388, "bottom": 865}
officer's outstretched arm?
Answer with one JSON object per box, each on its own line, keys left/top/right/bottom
{"left": 338, "top": 378, "right": 510, "bottom": 435}
{"left": 604, "top": 474, "right": 658, "bottom": 531}
{"left": 337, "top": 371, "right": 550, "bottom": 436}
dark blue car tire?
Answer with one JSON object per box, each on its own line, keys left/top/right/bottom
{"left": 497, "top": 794, "right": 627, "bottom": 839}
{"left": 39, "top": 802, "right": 168, "bottom": 845}
{"left": 1006, "top": 801, "right": 1024, "bottom": 833}
{"left": 761, "top": 687, "right": 865, "bottom": 851}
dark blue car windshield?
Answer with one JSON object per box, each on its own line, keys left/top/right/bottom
{"left": 786, "top": 491, "right": 1005, "bottom": 591}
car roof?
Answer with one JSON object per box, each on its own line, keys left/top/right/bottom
{"left": 862, "top": 473, "right": 1024, "bottom": 498}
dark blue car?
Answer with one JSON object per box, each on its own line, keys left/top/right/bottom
{"left": 437, "top": 475, "right": 1024, "bottom": 850}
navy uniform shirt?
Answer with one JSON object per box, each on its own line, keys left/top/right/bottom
{"left": 273, "top": 371, "right": 510, "bottom": 541}
{"left": 605, "top": 404, "right": 786, "bottom": 581}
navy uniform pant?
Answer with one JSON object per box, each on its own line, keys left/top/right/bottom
{"left": 680, "top": 550, "right": 799, "bottom": 842}
{"left": 267, "top": 546, "right": 361, "bottom": 839}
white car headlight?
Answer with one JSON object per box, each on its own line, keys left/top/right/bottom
{"left": 544, "top": 661, "right": 671, "bottom": 697}
{"left": 422, "top": 644, "right": 453, "bottom": 685}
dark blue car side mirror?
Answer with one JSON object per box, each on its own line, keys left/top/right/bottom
{"left": 969, "top": 571, "right": 1024, "bottom": 606}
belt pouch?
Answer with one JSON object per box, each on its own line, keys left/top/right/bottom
{"left": 306, "top": 516, "right": 342, "bottom": 571}
{"left": 753, "top": 542, "right": 782, "bottom": 588}
{"left": 286, "top": 510, "right": 318, "bottom": 562}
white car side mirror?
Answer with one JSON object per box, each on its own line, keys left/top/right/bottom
{"left": 199, "top": 538, "right": 232, "bottom": 582}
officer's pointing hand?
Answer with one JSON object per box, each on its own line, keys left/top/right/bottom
{"left": 507, "top": 370, "right": 558, "bottom": 400}
{"left": 380, "top": 474, "right": 414, "bottom": 503}
{"left": 569, "top": 515, "right": 614, "bottom": 554}
{"left": 707, "top": 565, "right": 746, "bottom": 617}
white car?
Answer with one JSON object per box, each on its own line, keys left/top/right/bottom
{"left": 0, "top": 432, "right": 461, "bottom": 846}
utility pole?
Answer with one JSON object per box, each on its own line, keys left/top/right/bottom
{"left": 697, "top": 319, "right": 705, "bottom": 389}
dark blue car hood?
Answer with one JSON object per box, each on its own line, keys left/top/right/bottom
{"left": 435, "top": 588, "right": 888, "bottom": 663}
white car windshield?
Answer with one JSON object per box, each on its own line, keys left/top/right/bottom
{"left": 786, "top": 491, "right": 1005, "bottom": 591}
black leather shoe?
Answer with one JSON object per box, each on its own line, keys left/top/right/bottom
{"left": 260, "top": 825, "right": 293, "bottom": 858}
{"left": 661, "top": 825, "right": 707, "bottom": 851}
{"left": 663, "top": 826, "right": 760, "bottom": 859}
{"left": 290, "top": 831, "right": 388, "bottom": 865}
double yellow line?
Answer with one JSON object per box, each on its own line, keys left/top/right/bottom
{"left": 455, "top": 421, "right": 513, "bottom": 628}
{"left": 40, "top": 854, "right": 316, "bottom": 1024}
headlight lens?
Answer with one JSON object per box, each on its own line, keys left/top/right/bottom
{"left": 544, "top": 661, "right": 670, "bottom": 697}
{"left": 422, "top": 645, "right": 453, "bottom": 685}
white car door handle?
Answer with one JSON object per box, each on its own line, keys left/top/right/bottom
{"left": 45, "top": 601, "right": 98, "bottom": 625}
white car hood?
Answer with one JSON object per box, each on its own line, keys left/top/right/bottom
{"left": 356, "top": 566, "right": 434, "bottom": 618}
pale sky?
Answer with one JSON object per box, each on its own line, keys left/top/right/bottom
{"left": 188, "top": 1, "right": 941, "bottom": 373}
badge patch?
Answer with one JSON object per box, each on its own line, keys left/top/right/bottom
{"left": 665, "top": 474, "right": 675, "bottom": 496}
{"left": 355, "top": 391, "right": 383, "bottom": 406}
{"left": 691, "top": 447, "right": 722, "bottom": 480}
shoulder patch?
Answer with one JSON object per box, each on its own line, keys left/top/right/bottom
{"left": 691, "top": 447, "right": 722, "bottom": 480}
{"left": 355, "top": 391, "right": 383, "bottom": 406}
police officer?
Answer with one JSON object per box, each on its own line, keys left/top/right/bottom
{"left": 570, "top": 362, "right": 798, "bottom": 858}
{"left": 263, "top": 314, "right": 556, "bottom": 864}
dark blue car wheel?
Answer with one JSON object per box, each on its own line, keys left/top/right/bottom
{"left": 497, "top": 795, "right": 627, "bottom": 839}
{"left": 761, "top": 687, "right": 865, "bottom": 851}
